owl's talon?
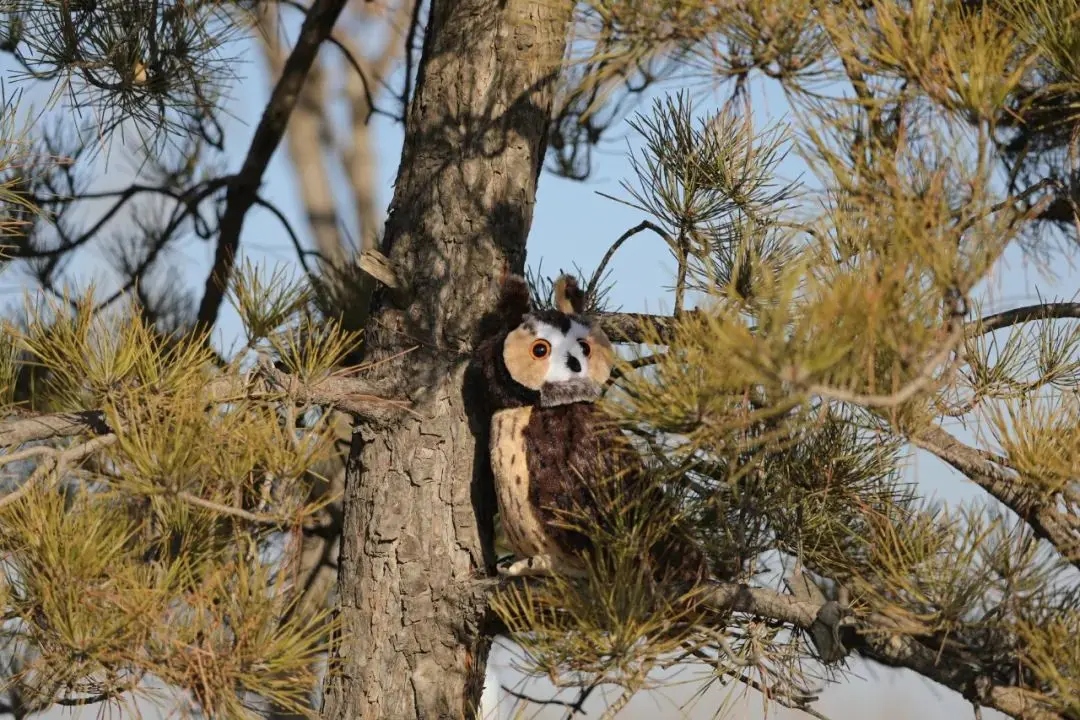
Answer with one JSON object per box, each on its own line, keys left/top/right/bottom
{"left": 498, "top": 554, "right": 590, "bottom": 579}
{"left": 497, "top": 555, "right": 553, "bottom": 577}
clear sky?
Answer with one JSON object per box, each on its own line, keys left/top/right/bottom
{"left": 2, "top": 12, "right": 1077, "bottom": 719}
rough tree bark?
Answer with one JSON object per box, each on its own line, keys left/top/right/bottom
{"left": 320, "top": 1, "right": 572, "bottom": 718}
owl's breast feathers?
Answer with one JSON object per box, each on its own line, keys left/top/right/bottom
{"left": 490, "top": 402, "right": 709, "bottom": 584}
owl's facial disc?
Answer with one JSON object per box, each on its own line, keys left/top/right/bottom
{"left": 502, "top": 315, "right": 614, "bottom": 405}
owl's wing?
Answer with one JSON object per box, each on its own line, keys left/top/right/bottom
{"left": 522, "top": 404, "right": 618, "bottom": 561}
{"left": 525, "top": 404, "right": 710, "bottom": 584}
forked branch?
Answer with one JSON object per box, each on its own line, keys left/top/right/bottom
{"left": 705, "top": 582, "right": 1065, "bottom": 720}
{"left": 195, "top": 0, "right": 351, "bottom": 331}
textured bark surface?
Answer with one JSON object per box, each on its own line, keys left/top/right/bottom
{"left": 320, "top": 1, "right": 572, "bottom": 718}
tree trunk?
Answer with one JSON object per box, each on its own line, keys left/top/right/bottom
{"left": 319, "top": 2, "right": 571, "bottom": 719}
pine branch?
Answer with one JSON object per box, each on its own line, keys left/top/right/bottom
{"left": 701, "top": 583, "right": 1067, "bottom": 720}
{"left": 476, "top": 577, "right": 1066, "bottom": 720}
{"left": 597, "top": 312, "right": 678, "bottom": 344}
{"left": 0, "top": 370, "right": 408, "bottom": 450}
{"left": 910, "top": 425, "right": 1080, "bottom": 567}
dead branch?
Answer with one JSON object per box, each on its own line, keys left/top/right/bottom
{"left": 356, "top": 249, "right": 405, "bottom": 290}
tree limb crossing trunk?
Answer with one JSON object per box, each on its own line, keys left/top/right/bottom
{"left": 320, "top": 2, "right": 571, "bottom": 718}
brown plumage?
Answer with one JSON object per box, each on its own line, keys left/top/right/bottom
{"left": 473, "top": 273, "right": 709, "bottom": 585}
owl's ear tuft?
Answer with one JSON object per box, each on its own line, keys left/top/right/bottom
{"left": 496, "top": 274, "right": 532, "bottom": 323}
{"left": 553, "top": 274, "right": 586, "bottom": 315}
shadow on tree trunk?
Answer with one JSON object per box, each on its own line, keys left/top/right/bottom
{"left": 318, "top": 1, "right": 573, "bottom": 718}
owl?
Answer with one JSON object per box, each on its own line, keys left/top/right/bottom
{"left": 472, "top": 273, "right": 708, "bottom": 584}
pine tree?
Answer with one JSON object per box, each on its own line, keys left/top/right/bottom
{"left": 0, "top": 1, "right": 1077, "bottom": 719}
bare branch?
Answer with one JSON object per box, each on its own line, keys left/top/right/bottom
{"left": 975, "top": 302, "right": 1080, "bottom": 335}
{"left": 256, "top": 3, "right": 345, "bottom": 269}
{"left": 598, "top": 312, "right": 678, "bottom": 344}
{"left": 0, "top": 434, "right": 118, "bottom": 509}
{"left": 0, "top": 410, "right": 110, "bottom": 447}
{"left": 587, "top": 220, "right": 672, "bottom": 302}
{"left": 195, "top": 0, "right": 351, "bottom": 331}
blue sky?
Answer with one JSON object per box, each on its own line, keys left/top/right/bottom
{"left": 3, "top": 14, "right": 1078, "bottom": 719}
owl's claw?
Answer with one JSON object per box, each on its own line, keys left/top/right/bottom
{"left": 496, "top": 554, "right": 588, "bottom": 579}
{"left": 498, "top": 555, "right": 553, "bottom": 577}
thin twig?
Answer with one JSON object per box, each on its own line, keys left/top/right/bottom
{"left": 253, "top": 194, "right": 316, "bottom": 278}
{"left": 175, "top": 491, "right": 295, "bottom": 526}
{"left": 401, "top": 0, "right": 424, "bottom": 112}
{"left": 0, "top": 434, "right": 118, "bottom": 509}
{"left": 587, "top": 220, "right": 672, "bottom": 303}
{"left": 501, "top": 684, "right": 596, "bottom": 717}
{"left": 804, "top": 323, "right": 964, "bottom": 409}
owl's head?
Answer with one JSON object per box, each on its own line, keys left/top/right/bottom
{"left": 476, "top": 273, "right": 615, "bottom": 409}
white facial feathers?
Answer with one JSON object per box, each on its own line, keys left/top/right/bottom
{"left": 532, "top": 319, "right": 594, "bottom": 384}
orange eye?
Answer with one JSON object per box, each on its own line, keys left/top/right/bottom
{"left": 578, "top": 340, "right": 591, "bottom": 357}
{"left": 530, "top": 339, "right": 551, "bottom": 359}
